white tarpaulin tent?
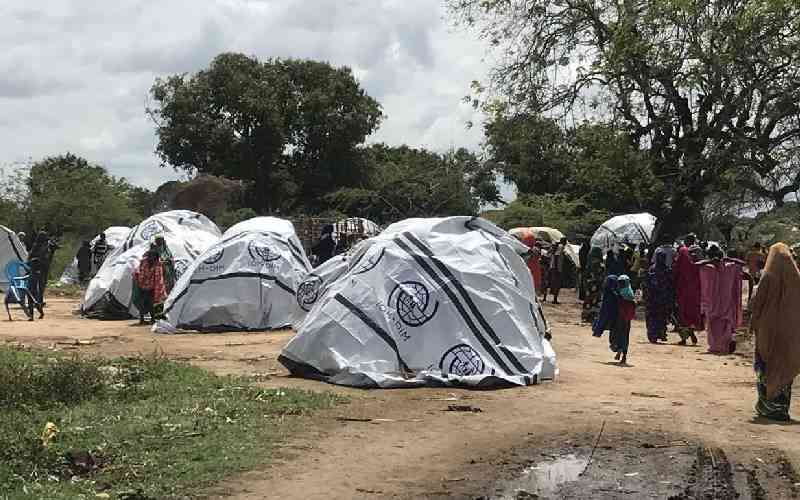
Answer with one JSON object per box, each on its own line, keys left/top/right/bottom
{"left": 82, "top": 211, "right": 221, "bottom": 319}
{"left": 156, "top": 217, "right": 312, "bottom": 332}
{"left": 591, "top": 213, "right": 656, "bottom": 252}
{"left": 0, "top": 226, "right": 27, "bottom": 292}
{"left": 280, "top": 216, "right": 558, "bottom": 388}
{"left": 59, "top": 226, "right": 131, "bottom": 285}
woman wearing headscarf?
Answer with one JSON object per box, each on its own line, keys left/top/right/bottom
{"left": 750, "top": 243, "right": 800, "bottom": 421}
{"left": 673, "top": 245, "right": 702, "bottom": 345}
{"left": 643, "top": 247, "right": 674, "bottom": 343}
{"left": 592, "top": 275, "right": 619, "bottom": 338}
{"left": 132, "top": 243, "right": 168, "bottom": 324}
{"left": 609, "top": 275, "right": 636, "bottom": 364}
{"left": 581, "top": 247, "right": 606, "bottom": 323}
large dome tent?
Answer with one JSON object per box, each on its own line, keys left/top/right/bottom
{"left": 0, "top": 226, "right": 27, "bottom": 292}
{"left": 156, "top": 217, "right": 312, "bottom": 332}
{"left": 59, "top": 226, "right": 131, "bottom": 285}
{"left": 82, "top": 211, "right": 221, "bottom": 319}
{"left": 280, "top": 216, "right": 558, "bottom": 388}
{"left": 590, "top": 213, "right": 657, "bottom": 252}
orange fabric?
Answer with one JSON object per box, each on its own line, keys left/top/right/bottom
{"left": 750, "top": 243, "right": 800, "bottom": 398}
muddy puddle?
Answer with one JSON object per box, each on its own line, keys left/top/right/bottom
{"left": 493, "top": 454, "right": 587, "bottom": 499}
{"left": 474, "top": 433, "right": 800, "bottom": 500}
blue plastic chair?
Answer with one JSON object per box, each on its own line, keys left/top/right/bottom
{"left": 4, "top": 260, "right": 34, "bottom": 321}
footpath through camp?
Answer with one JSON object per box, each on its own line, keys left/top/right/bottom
{"left": 2, "top": 293, "right": 799, "bottom": 499}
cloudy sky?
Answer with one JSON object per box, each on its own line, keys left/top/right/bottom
{"left": 1, "top": 0, "right": 502, "bottom": 194}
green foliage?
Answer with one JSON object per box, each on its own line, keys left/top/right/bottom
{"left": 450, "top": 0, "right": 800, "bottom": 241}
{"left": 14, "top": 154, "right": 141, "bottom": 237}
{"left": 484, "top": 194, "right": 609, "bottom": 239}
{"left": 484, "top": 112, "right": 573, "bottom": 195}
{"left": 326, "top": 145, "right": 497, "bottom": 224}
{"left": 733, "top": 202, "right": 800, "bottom": 248}
{"left": 0, "top": 348, "right": 343, "bottom": 499}
{"left": 569, "top": 123, "right": 663, "bottom": 213}
{"left": 149, "top": 53, "right": 383, "bottom": 213}
{"left": 215, "top": 207, "right": 258, "bottom": 231}
{"left": 484, "top": 111, "right": 661, "bottom": 214}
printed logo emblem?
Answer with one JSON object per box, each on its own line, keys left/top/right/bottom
{"left": 248, "top": 239, "right": 281, "bottom": 263}
{"left": 174, "top": 259, "right": 189, "bottom": 278}
{"left": 296, "top": 275, "right": 323, "bottom": 312}
{"left": 388, "top": 281, "right": 439, "bottom": 327}
{"left": 439, "top": 344, "right": 486, "bottom": 377}
{"left": 140, "top": 220, "right": 164, "bottom": 240}
{"left": 351, "top": 247, "right": 385, "bottom": 275}
{"left": 203, "top": 247, "right": 224, "bottom": 265}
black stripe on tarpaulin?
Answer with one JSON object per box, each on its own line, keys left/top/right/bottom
{"left": 393, "top": 237, "right": 515, "bottom": 376}
{"left": 7, "top": 231, "right": 23, "bottom": 261}
{"left": 287, "top": 239, "right": 310, "bottom": 271}
{"left": 402, "top": 232, "right": 529, "bottom": 375}
{"left": 333, "top": 293, "right": 413, "bottom": 376}
{"left": 165, "top": 272, "right": 296, "bottom": 314}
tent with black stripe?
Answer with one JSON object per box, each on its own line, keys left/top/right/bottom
{"left": 0, "top": 225, "right": 28, "bottom": 292}
{"left": 279, "top": 216, "right": 558, "bottom": 388}
{"left": 156, "top": 217, "right": 312, "bottom": 333}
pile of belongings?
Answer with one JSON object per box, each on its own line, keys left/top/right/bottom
{"left": 82, "top": 211, "right": 221, "bottom": 319}
{"left": 280, "top": 216, "right": 558, "bottom": 388}
{"left": 156, "top": 217, "right": 312, "bottom": 332}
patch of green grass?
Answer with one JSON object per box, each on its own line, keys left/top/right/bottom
{"left": 0, "top": 348, "right": 344, "bottom": 500}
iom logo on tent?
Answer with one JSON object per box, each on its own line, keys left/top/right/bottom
{"left": 203, "top": 248, "right": 224, "bottom": 265}
{"left": 248, "top": 240, "right": 281, "bottom": 264}
{"left": 351, "top": 247, "right": 385, "bottom": 276}
{"left": 296, "top": 275, "right": 323, "bottom": 312}
{"left": 140, "top": 220, "right": 164, "bottom": 240}
{"left": 440, "top": 344, "right": 486, "bottom": 377}
{"left": 388, "top": 281, "right": 439, "bottom": 327}
{"left": 174, "top": 259, "right": 189, "bottom": 278}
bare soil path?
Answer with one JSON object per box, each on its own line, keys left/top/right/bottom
{"left": 2, "top": 293, "right": 798, "bottom": 499}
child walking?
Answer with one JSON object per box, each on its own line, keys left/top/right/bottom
{"left": 610, "top": 275, "right": 636, "bottom": 364}
{"left": 593, "top": 274, "right": 636, "bottom": 365}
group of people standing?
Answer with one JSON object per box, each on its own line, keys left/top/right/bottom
{"left": 523, "top": 235, "right": 568, "bottom": 305}
{"left": 523, "top": 231, "right": 799, "bottom": 422}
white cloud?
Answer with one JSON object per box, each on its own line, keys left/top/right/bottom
{"left": 0, "top": 0, "right": 495, "bottom": 192}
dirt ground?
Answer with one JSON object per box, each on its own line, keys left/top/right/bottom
{"left": 2, "top": 292, "right": 799, "bottom": 499}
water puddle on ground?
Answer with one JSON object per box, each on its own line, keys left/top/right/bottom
{"left": 493, "top": 454, "right": 588, "bottom": 499}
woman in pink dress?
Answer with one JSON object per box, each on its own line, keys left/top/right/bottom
{"left": 698, "top": 246, "right": 743, "bottom": 354}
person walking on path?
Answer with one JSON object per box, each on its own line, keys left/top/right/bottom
{"left": 609, "top": 275, "right": 636, "bottom": 365}
{"left": 644, "top": 247, "right": 674, "bottom": 344}
{"left": 750, "top": 243, "right": 800, "bottom": 422}
{"left": 673, "top": 238, "right": 702, "bottom": 345}
{"left": 593, "top": 275, "right": 619, "bottom": 339}
{"left": 542, "top": 238, "right": 566, "bottom": 304}
{"left": 581, "top": 247, "right": 606, "bottom": 323}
